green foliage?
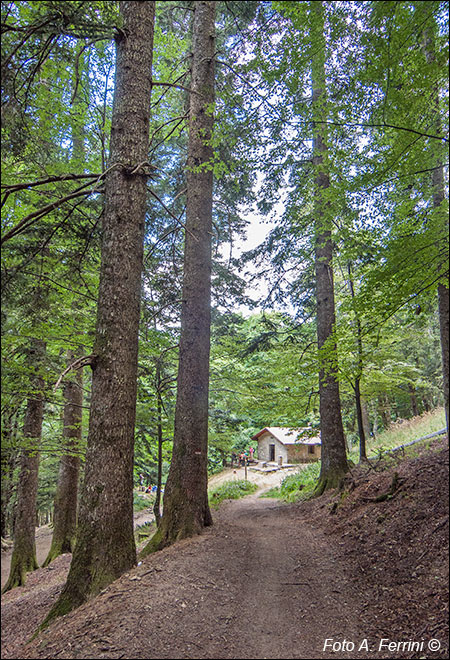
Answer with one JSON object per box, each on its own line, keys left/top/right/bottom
{"left": 267, "top": 408, "right": 445, "bottom": 503}
{"left": 133, "top": 491, "right": 153, "bottom": 512}
{"left": 1, "top": 0, "right": 448, "bottom": 550}
{"left": 208, "top": 479, "right": 258, "bottom": 509}
{"left": 349, "top": 408, "right": 446, "bottom": 462}
{"left": 280, "top": 463, "right": 321, "bottom": 502}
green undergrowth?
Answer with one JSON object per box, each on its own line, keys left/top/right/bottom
{"left": 135, "top": 521, "right": 156, "bottom": 545}
{"left": 262, "top": 462, "right": 321, "bottom": 502}
{"left": 133, "top": 491, "right": 154, "bottom": 511}
{"left": 208, "top": 480, "right": 258, "bottom": 509}
{"left": 265, "top": 408, "right": 446, "bottom": 503}
{"left": 348, "top": 408, "right": 446, "bottom": 463}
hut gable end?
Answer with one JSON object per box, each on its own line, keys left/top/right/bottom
{"left": 252, "top": 427, "right": 321, "bottom": 464}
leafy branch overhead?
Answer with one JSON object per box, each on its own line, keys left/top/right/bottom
{"left": 1, "top": 0, "right": 448, "bottom": 627}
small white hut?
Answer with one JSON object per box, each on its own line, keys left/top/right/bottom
{"left": 252, "top": 427, "right": 321, "bottom": 464}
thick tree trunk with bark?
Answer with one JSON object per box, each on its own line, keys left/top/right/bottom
{"left": 142, "top": 0, "right": 216, "bottom": 555}
{"left": 2, "top": 339, "right": 45, "bottom": 593}
{"left": 41, "top": 1, "right": 155, "bottom": 625}
{"left": 43, "top": 351, "right": 82, "bottom": 566}
{"left": 311, "top": 1, "right": 348, "bottom": 496}
{"left": 432, "top": 141, "right": 449, "bottom": 433}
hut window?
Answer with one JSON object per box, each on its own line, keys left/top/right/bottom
{"left": 308, "top": 445, "right": 315, "bottom": 455}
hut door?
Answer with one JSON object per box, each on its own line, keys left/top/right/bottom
{"left": 269, "top": 444, "right": 275, "bottom": 461}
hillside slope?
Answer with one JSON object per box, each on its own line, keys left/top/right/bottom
{"left": 1, "top": 437, "right": 448, "bottom": 660}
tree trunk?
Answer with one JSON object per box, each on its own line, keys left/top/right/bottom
{"left": 378, "top": 393, "right": 391, "bottom": 429}
{"left": 43, "top": 350, "right": 82, "bottom": 566}
{"left": 1, "top": 413, "right": 18, "bottom": 539}
{"left": 361, "top": 398, "right": 371, "bottom": 442}
{"left": 355, "top": 378, "right": 367, "bottom": 461}
{"left": 408, "top": 383, "right": 419, "bottom": 417}
{"left": 153, "top": 362, "right": 163, "bottom": 527}
{"left": 142, "top": 0, "right": 216, "bottom": 555}
{"left": 310, "top": 1, "right": 348, "bottom": 495}
{"left": 2, "top": 339, "right": 45, "bottom": 593}
{"left": 41, "top": 1, "right": 155, "bottom": 624}
{"left": 432, "top": 145, "right": 449, "bottom": 433}
{"left": 347, "top": 262, "right": 367, "bottom": 461}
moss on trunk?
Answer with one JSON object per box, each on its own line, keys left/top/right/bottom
{"left": 3, "top": 339, "right": 44, "bottom": 594}
{"left": 41, "top": 535, "right": 75, "bottom": 568}
{"left": 2, "top": 543, "right": 38, "bottom": 593}
{"left": 36, "top": 1, "right": 155, "bottom": 628}
{"left": 313, "top": 466, "right": 347, "bottom": 497}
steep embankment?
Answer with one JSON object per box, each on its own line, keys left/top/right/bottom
{"left": 1, "top": 437, "right": 448, "bottom": 660}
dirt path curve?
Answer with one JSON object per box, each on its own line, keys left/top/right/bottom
{"left": 3, "top": 485, "right": 370, "bottom": 660}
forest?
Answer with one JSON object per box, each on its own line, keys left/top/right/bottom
{"left": 1, "top": 0, "right": 449, "bottom": 657}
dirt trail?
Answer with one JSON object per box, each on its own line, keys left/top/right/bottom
{"left": 1, "top": 465, "right": 296, "bottom": 589}
{"left": 2, "top": 445, "right": 448, "bottom": 659}
{"left": 207, "top": 493, "right": 362, "bottom": 659}
{"left": 3, "top": 487, "right": 364, "bottom": 660}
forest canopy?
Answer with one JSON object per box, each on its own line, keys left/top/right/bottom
{"left": 1, "top": 0, "right": 448, "bottom": 620}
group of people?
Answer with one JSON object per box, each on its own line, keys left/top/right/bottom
{"left": 231, "top": 446, "right": 255, "bottom": 467}
{"left": 139, "top": 474, "right": 158, "bottom": 494}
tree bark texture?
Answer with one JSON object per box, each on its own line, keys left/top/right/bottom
{"left": 142, "top": 0, "right": 216, "bottom": 555}
{"left": 311, "top": 1, "right": 348, "bottom": 495}
{"left": 43, "top": 351, "right": 82, "bottom": 566}
{"left": 2, "top": 339, "right": 45, "bottom": 593}
{"left": 42, "top": 1, "right": 155, "bottom": 623}
{"left": 432, "top": 141, "right": 449, "bottom": 435}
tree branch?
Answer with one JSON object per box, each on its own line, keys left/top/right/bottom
{"left": 1, "top": 184, "right": 100, "bottom": 243}
{"left": 54, "top": 355, "right": 94, "bottom": 391}
{"left": 1, "top": 173, "right": 101, "bottom": 208}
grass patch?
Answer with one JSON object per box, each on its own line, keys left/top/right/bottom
{"left": 263, "top": 463, "right": 321, "bottom": 503}
{"left": 348, "top": 408, "right": 446, "bottom": 463}
{"left": 261, "top": 486, "right": 281, "bottom": 498}
{"left": 277, "top": 463, "right": 322, "bottom": 502}
{"left": 133, "top": 491, "right": 154, "bottom": 512}
{"left": 208, "top": 480, "right": 258, "bottom": 509}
